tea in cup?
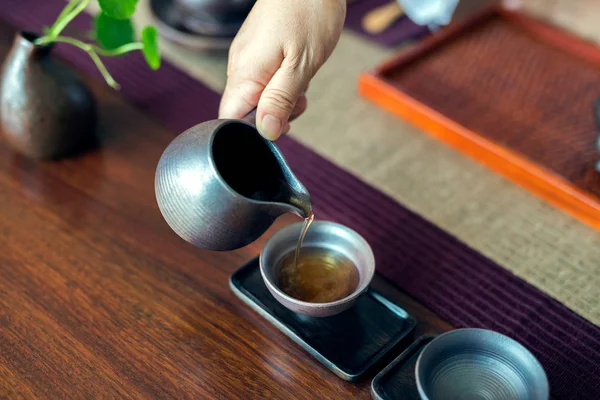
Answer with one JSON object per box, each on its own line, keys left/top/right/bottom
{"left": 260, "top": 221, "right": 375, "bottom": 317}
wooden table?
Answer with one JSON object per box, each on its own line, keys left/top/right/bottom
{"left": 0, "top": 22, "right": 451, "bottom": 399}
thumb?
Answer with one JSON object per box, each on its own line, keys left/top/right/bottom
{"left": 257, "top": 61, "right": 310, "bottom": 140}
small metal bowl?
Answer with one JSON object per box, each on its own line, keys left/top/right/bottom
{"left": 175, "top": 0, "right": 255, "bottom": 37}
{"left": 416, "top": 328, "right": 549, "bottom": 400}
{"left": 260, "top": 221, "right": 375, "bottom": 318}
{"left": 148, "top": 0, "right": 234, "bottom": 52}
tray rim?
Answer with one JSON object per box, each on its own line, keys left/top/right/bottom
{"left": 370, "top": 335, "right": 436, "bottom": 400}
{"left": 229, "top": 257, "right": 417, "bottom": 382}
{"left": 358, "top": 5, "right": 600, "bottom": 231}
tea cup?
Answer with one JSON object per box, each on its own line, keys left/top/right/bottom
{"left": 416, "top": 328, "right": 550, "bottom": 400}
{"left": 260, "top": 221, "right": 375, "bottom": 317}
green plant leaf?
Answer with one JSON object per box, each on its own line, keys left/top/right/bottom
{"left": 98, "top": 0, "right": 138, "bottom": 20}
{"left": 141, "top": 26, "right": 160, "bottom": 70}
{"left": 95, "top": 13, "right": 135, "bottom": 50}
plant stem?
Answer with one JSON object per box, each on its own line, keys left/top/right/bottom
{"left": 36, "top": 36, "right": 120, "bottom": 89}
{"left": 33, "top": 0, "right": 149, "bottom": 90}
{"left": 49, "top": 0, "right": 81, "bottom": 34}
{"left": 87, "top": 50, "right": 120, "bottom": 89}
{"left": 48, "top": 0, "right": 91, "bottom": 38}
{"left": 95, "top": 42, "right": 143, "bottom": 56}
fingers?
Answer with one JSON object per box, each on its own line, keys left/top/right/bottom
{"left": 290, "top": 93, "right": 307, "bottom": 122}
{"left": 219, "top": 63, "right": 309, "bottom": 139}
{"left": 218, "top": 72, "right": 264, "bottom": 121}
{"left": 218, "top": 35, "right": 282, "bottom": 120}
{"left": 218, "top": 60, "right": 309, "bottom": 139}
{"left": 278, "top": 93, "right": 308, "bottom": 135}
{"left": 217, "top": 0, "right": 345, "bottom": 140}
{"left": 256, "top": 60, "right": 311, "bottom": 140}
{"left": 218, "top": 73, "right": 308, "bottom": 138}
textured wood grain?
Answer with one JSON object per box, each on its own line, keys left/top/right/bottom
{"left": 0, "top": 21, "right": 450, "bottom": 399}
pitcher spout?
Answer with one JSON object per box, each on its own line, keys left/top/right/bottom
{"left": 266, "top": 190, "right": 312, "bottom": 220}
{"left": 277, "top": 163, "right": 312, "bottom": 219}
{"left": 288, "top": 189, "right": 313, "bottom": 219}
{"left": 260, "top": 138, "right": 313, "bottom": 219}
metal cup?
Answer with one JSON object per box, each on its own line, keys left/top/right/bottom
{"left": 260, "top": 221, "right": 375, "bottom": 317}
{"left": 174, "top": 0, "right": 255, "bottom": 37}
{"left": 416, "top": 328, "right": 550, "bottom": 400}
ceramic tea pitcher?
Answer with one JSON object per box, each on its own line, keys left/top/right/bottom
{"left": 155, "top": 110, "right": 312, "bottom": 251}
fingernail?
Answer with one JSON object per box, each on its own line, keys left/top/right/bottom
{"left": 259, "top": 114, "right": 282, "bottom": 140}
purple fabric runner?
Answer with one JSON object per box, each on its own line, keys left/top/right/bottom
{"left": 2, "top": 1, "right": 600, "bottom": 399}
{"left": 345, "top": 0, "right": 429, "bottom": 48}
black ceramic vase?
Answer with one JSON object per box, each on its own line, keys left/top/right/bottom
{"left": 0, "top": 31, "right": 97, "bottom": 160}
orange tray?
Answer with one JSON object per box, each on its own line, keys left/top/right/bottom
{"left": 358, "top": 6, "right": 600, "bottom": 230}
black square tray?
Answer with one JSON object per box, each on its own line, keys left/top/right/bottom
{"left": 371, "top": 335, "right": 558, "bottom": 400}
{"left": 371, "top": 335, "right": 435, "bottom": 399}
{"left": 230, "top": 257, "right": 416, "bottom": 381}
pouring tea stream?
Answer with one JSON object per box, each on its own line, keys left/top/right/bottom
{"left": 154, "top": 109, "right": 313, "bottom": 251}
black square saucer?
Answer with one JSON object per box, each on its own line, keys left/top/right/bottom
{"left": 371, "top": 335, "right": 558, "bottom": 400}
{"left": 371, "top": 335, "right": 436, "bottom": 399}
{"left": 229, "top": 257, "right": 416, "bottom": 381}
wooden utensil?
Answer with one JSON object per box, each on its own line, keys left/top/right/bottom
{"left": 362, "top": 1, "right": 404, "bottom": 35}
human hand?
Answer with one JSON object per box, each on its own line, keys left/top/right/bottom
{"left": 218, "top": 0, "right": 346, "bottom": 140}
